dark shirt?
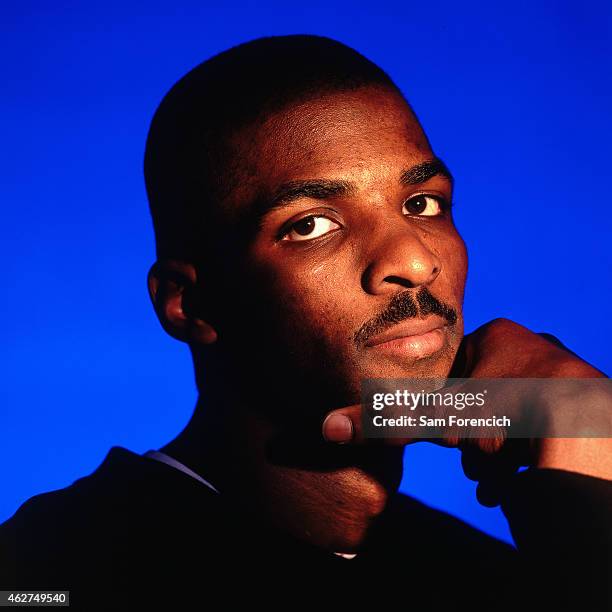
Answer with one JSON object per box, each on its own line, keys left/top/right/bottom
{"left": 0, "top": 446, "right": 610, "bottom": 611}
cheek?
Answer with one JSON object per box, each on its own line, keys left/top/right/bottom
{"left": 237, "top": 255, "right": 366, "bottom": 389}
{"left": 231, "top": 257, "right": 363, "bottom": 401}
{"left": 257, "top": 260, "right": 355, "bottom": 337}
{"left": 437, "top": 230, "right": 468, "bottom": 304}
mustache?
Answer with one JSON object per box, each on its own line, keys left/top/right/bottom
{"left": 353, "top": 287, "right": 458, "bottom": 347}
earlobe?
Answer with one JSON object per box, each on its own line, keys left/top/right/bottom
{"left": 146, "top": 260, "right": 218, "bottom": 345}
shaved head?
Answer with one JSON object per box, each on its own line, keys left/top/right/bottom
{"left": 144, "top": 34, "right": 407, "bottom": 263}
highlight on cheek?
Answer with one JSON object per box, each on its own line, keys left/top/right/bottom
{"left": 281, "top": 215, "right": 341, "bottom": 241}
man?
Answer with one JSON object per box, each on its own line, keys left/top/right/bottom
{"left": 1, "top": 35, "right": 610, "bottom": 610}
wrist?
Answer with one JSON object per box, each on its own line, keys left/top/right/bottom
{"left": 533, "top": 437, "right": 612, "bottom": 480}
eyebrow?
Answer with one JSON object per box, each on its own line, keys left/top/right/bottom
{"left": 265, "top": 179, "right": 354, "bottom": 212}
{"left": 401, "top": 157, "right": 454, "bottom": 187}
{"left": 249, "top": 156, "right": 454, "bottom": 228}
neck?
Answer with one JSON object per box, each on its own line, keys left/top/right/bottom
{"left": 159, "top": 391, "right": 403, "bottom": 553}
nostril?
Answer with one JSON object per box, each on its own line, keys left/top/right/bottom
{"left": 383, "top": 275, "right": 415, "bottom": 289}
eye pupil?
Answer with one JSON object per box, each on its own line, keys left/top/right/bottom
{"left": 293, "top": 217, "right": 316, "bottom": 235}
{"left": 406, "top": 196, "right": 427, "bottom": 214}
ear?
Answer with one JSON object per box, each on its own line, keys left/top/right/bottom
{"left": 147, "top": 259, "right": 218, "bottom": 345}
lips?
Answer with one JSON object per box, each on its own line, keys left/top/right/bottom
{"left": 364, "top": 316, "right": 448, "bottom": 359}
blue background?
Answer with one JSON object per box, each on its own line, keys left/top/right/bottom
{"left": 1, "top": 1, "right": 610, "bottom": 545}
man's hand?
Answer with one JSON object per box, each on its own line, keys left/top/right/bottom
{"left": 322, "top": 318, "right": 611, "bottom": 506}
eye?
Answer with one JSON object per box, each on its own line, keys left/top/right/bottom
{"left": 281, "top": 215, "right": 341, "bottom": 241}
{"left": 402, "top": 194, "right": 445, "bottom": 217}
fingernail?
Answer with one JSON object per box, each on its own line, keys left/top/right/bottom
{"left": 322, "top": 413, "right": 354, "bottom": 443}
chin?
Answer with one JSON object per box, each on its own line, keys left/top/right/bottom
{"left": 359, "top": 351, "right": 457, "bottom": 383}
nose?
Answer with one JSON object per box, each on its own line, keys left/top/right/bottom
{"left": 361, "top": 225, "right": 441, "bottom": 294}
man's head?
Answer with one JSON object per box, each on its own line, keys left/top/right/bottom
{"left": 145, "top": 35, "right": 468, "bottom": 422}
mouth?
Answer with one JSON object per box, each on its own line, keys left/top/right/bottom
{"left": 363, "top": 316, "right": 449, "bottom": 360}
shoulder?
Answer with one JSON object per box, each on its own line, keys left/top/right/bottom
{"left": 0, "top": 446, "right": 221, "bottom": 587}
{"left": 355, "top": 491, "right": 521, "bottom": 609}
{"left": 374, "top": 491, "right": 517, "bottom": 563}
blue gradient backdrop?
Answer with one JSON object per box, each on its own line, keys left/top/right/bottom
{"left": 2, "top": 1, "right": 611, "bottom": 545}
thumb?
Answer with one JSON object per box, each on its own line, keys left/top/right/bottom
{"left": 322, "top": 404, "right": 414, "bottom": 446}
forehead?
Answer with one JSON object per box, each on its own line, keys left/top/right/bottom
{"left": 219, "top": 86, "right": 434, "bottom": 214}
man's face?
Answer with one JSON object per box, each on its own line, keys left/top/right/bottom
{"left": 203, "top": 85, "right": 468, "bottom": 414}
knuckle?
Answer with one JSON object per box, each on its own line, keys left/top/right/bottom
{"left": 488, "top": 317, "right": 521, "bottom": 334}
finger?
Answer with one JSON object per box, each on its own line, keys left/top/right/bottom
{"left": 460, "top": 443, "right": 522, "bottom": 483}
{"left": 321, "top": 406, "right": 413, "bottom": 446}
{"left": 474, "top": 464, "right": 524, "bottom": 508}
{"left": 476, "top": 480, "right": 507, "bottom": 508}
{"left": 461, "top": 440, "right": 528, "bottom": 507}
